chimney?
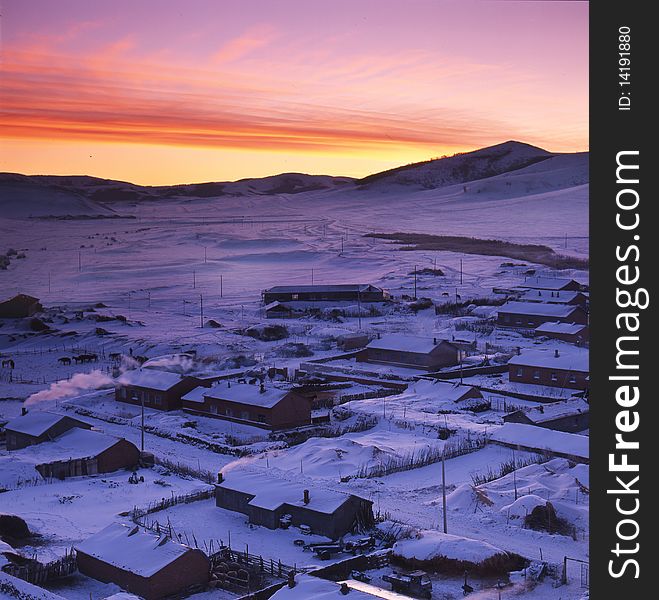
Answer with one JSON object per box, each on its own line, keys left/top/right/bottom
{"left": 340, "top": 582, "right": 350, "bottom": 595}
{"left": 21, "top": 407, "right": 28, "bottom": 416}
{"left": 259, "top": 383, "right": 265, "bottom": 393}
{"left": 516, "top": 346, "right": 521, "bottom": 355}
{"left": 433, "top": 337, "right": 437, "bottom": 345}
{"left": 554, "top": 349, "right": 560, "bottom": 358}
{"left": 217, "top": 472, "right": 224, "bottom": 483}
{"left": 303, "top": 489, "right": 310, "bottom": 504}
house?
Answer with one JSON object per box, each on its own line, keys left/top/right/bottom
{"left": 496, "top": 301, "right": 588, "bottom": 329}
{"left": 0, "top": 294, "right": 42, "bottom": 318}
{"left": 535, "top": 322, "right": 589, "bottom": 344}
{"left": 420, "top": 380, "right": 485, "bottom": 407}
{"left": 337, "top": 333, "right": 370, "bottom": 351}
{"left": 116, "top": 369, "right": 205, "bottom": 411}
{"left": 27, "top": 429, "right": 140, "bottom": 479}
{"left": 76, "top": 523, "right": 209, "bottom": 600}
{"left": 215, "top": 471, "right": 374, "bottom": 539}
{"left": 182, "top": 382, "right": 312, "bottom": 430}
{"left": 264, "top": 301, "right": 295, "bottom": 319}
{"left": 3, "top": 411, "right": 92, "bottom": 450}
{"left": 503, "top": 399, "right": 589, "bottom": 432}
{"left": 520, "top": 277, "right": 583, "bottom": 292}
{"left": 358, "top": 335, "right": 461, "bottom": 371}
{"left": 262, "top": 284, "right": 386, "bottom": 304}
{"left": 508, "top": 348, "right": 589, "bottom": 390}
{"left": 518, "top": 289, "right": 588, "bottom": 308}
{"left": 489, "top": 423, "right": 588, "bottom": 463}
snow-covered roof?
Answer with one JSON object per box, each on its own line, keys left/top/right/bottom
{"left": 76, "top": 523, "right": 202, "bottom": 577}
{"left": 4, "top": 411, "right": 89, "bottom": 436}
{"left": 519, "top": 289, "right": 584, "bottom": 304}
{"left": 393, "top": 530, "right": 507, "bottom": 564}
{"left": 265, "top": 284, "right": 380, "bottom": 293}
{"left": 15, "top": 428, "right": 126, "bottom": 464}
{"left": 519, "top": 399, "right": 589, "bottom": 424}
{"left": 367, "top": 334, "right": 452, "bottom": 354}
{"left": 413, "top": 379, "right": 477, "bottom": 402}
{"left": 218, "top": 470, "right": 358, "bottom": 514}
{"left": 521, "top": 277, "right": 582, "bottom": 290}
{"left": 204, "top": 382, "right": 291, "bottom": 408}
{"left": 118, "top": 368, "right": 184, "bottom": 391}
{"left": 498, "top": 301, "right": 581, "bottom": 318}
{"left": 535, "top": 322, "right": 588, "bottom": 335}
{"left": 264, "top": 301, "right": 292, "bottom": 311}
{"left": 181, "top": 386, "right": 208, "bottom": 404}
{"left": 271, "top": 574, "right": 380, "bottom": 599}
{"left": 508, "top": 348, "right": 589, "bottom": 372}
{"left": 490, "top": 423, "right": 589, "bottom": 460}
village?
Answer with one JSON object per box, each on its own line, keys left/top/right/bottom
{"left": 1, "top": 257, "right": 590, "bottom": 600}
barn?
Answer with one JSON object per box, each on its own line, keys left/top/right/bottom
{"left": 262, "top": 284, "right": 386, "bottom": 304}
{"left": 3, "top": 411, "right": 92, "bottom": 451}
{"left": 20, "top": 429, "right": 140, "bottom": 479}
{"left": 76, "top": 523, "right": 210, "bottom": 600}
{"left": 496, "top": 301, "right": 588, "bottom": 329}
{"left": 503, "top": 399, "right": 589, "bottom": 433}
{"left": 215, "top": 471, "right": 374, "bottom": 539}
{"left": 0, "top": 294, "right": 42, "bottom": 318}
{"left": 182, "top": 382, "right": 312, "bottom": 430}
{"left": 508, "top": 348, "right": 589, "bottom": 390}
{"left": 534, "top": 322, "right": 589, "bottom": 344}
{"left": 519, "top": 277, "right": 583, "bottom": 292}
{"left": 116, "top": 369, "right": 205, "bottom": 411}
{"left": 359, "top": 335, "right": 461, "bottom": 371}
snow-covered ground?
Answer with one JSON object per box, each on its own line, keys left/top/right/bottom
{"left": 0, "top": 145, "right": 588, "bottom": 598}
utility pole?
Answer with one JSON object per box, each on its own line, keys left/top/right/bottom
{"left": 200, "top": 295, "right": 204, "bottom": 327}
{"left": 78, "top": 251, "right": 81, "bottom": 272}
{"left": 512, "top": 449, "right": 518, "bottom": 500}
{"left": 460, "top": 259, "right": 463, "bottom": 285}
{"left": 220, "top": 275, "right": 223, "bottom": 298}
{"left": 48, "top": 272, "right": 51, "bottom": 293}
{"left": 311, "top": 268, "right": 314, "bottom": 285}
{"left": 193, "top": 270, "right": 196, "bottom": 289}
{"left": 441, "top": 451, "right": 448, "bottom": 533}
{"left": 414, "top": 265, "right": 417, "bottom": 299}
{"left": 204, "top": 246, "right": 207, "bottom": 263}
{"left": 358, "top": 290, "right": 362, "bottom": 330}
{"left": 141, "top": 393, "right": 145, "bottom": 453}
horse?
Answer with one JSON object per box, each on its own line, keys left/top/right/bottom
{"left": 1, "top": 359, "right": 14, "bottom": 369}
{"left": 58, "top": 357, "right": 72, "bottom": 365}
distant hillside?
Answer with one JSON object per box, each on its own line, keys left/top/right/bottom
{"left": 358, "top": 141, "right": 554, "bottom": 190}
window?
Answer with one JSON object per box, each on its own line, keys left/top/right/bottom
{"left": 292, "top": 294, "right": 299, "bottom": 300}
{"left": 241, "top": 410, "right": 250, "bottom": 420}
{"left": 504, "top": 314, "right": 510, "bottom": 323}
{"left": 153, "top": 394, "right": 162, "bottom": 406}
{"left": 9, "top": 435, "right": 16, "bottom": 446}
{"left": 533, "top": 370, "right": 540, "bottom": 380}
{"left": 568, "top": 374, "right": 577, "bottom": 384}
{"left": 550, "top": 372, "right": 558, "bottom": 382}
{"left": 257, "top": 414, "right": 267, "bottom": 423}
{"left": 516, "top": 368, "right": 523, "bottom": 378}
{"left": 226, "top": 408, "right": 233, "bottom": 417}
{"left": 210, "top": 404, "right": 218, "bottom": 414}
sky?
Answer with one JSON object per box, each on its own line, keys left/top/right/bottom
{"left": 0, "top": 0, "right": 588, "bottom": 185}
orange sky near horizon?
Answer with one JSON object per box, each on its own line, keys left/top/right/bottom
{"left": 0, "top": 0, "right": 588, "bottom": 185}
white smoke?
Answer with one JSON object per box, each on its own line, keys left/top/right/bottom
{"left": 25, "top": 370, "right": 115, "bottom": 406}
{"left": 142, "top": 354, "right": 194, "bottom": 373}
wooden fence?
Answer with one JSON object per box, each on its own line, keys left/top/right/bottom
{"left": 3, "top": 548, "right": 77, "bottom": 586}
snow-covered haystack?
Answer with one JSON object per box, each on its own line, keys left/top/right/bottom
{"left": 392, "top": 530, "right": 526, "bottom": 575}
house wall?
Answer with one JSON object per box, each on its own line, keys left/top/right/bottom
{"left": 96, "top": 439, "right": 140, "bottom": 473}
{"left": 116, "top": 379, "right": 203, "bottom": 411}
{"left": 508, "top": 365, "right": 589, "bottom": 390}
{"left": 76, "top": 548, "right": 209, "bottom": 600}
{"left": 0, "top": 298, "right": 42, "bottom": 318}
{"left": 363, "top": 343, "right": 458, "bottom": 371}
{"left": 5, "top": 417, "right": 92, "bottom": 451}
{"left": 215, "top": 486, "right": 255, "bottom": 516}
{"left": 263, "top": 289, "right": 384, "bottom": 304}
{"left": 535, "top": 328, "right": 589, "bottom": 344}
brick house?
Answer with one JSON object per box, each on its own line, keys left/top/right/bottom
{"left": 116, "top": 369, "right": 205, "bottom": 411}
{"left": 3, "top": 411, "right": 92, "bottom": 450}
{"left": 508, "top": 348, "right": 589, "bottom": 390}
{"left": 76, "top": 523, "right": 209, "bottom": 600}
{"left": 358, "top": 335, "right": 461, "bottom": 371}
{"left": 215, "top": 471, "right": 374, "bottom": 539}
{"left": 182, "top": 382, "right": 312, "bottom": 430}
{"left": 520, "top": 277, "right": 583, "bottom": 292}
{"left": 503, "top": 399, "right": 589, "bottom": 433}
{"left": 497, "top": 301, "right": 588, "bottom": 329}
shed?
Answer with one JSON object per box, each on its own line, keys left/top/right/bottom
{"left": 489, "top": 423, "right": 589, "bottom": 463}
{"left": 497, "top": 301, "right": 588, "bottom": 329}
{"left": 76, "top": 523, "right": 210, "bottom": 600}
{"left": 508, "top": 348, "right": 589, "bottom": 390}
{"left": 3, "top": 411, "right": 93, "bottom": 451}
{"left": 0, "top": 294, "right": 42, "bottom": 318}
{"left": 264, "top": 301, "right": 295, "bottom": 319}
{"left": 116, "top": 369, "right": 205, "bottom": 411}
{"left": 359, "top": 334, "right": 460, "bottom": 371}
{"left": 19, "top": 429, "right": 140, "bottom": 479}
{"left": 503, "top": 399, "right": 589, "bottom": 432}
{"left": 215, "top": 471, "right": 374, "bottom": 539}
{"left": 534, "top": 322, "right": 589, "bottom": 344}
{"left": 182, "top": 382, "right": 311, "bottom": 430}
